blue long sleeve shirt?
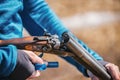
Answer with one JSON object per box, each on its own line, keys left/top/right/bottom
{"left": 0, "top": 0, "right": 103, "bottom": 77}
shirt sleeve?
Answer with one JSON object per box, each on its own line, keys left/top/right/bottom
{"left": 23, "top": 0, "right": 69, "bottom": 37}
{"left": 0, "top": 45, "right": 17, "bottom": 77}
{"left": 23, "top": 0, "right": 103, "bottom": 76}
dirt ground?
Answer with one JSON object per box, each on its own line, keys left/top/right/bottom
{"left": 26, "top": 0, "right": 120, "bottom": 80}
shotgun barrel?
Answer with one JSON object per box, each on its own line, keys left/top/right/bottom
{"left": 62, "top": 32, "right": 112, "bottom": 80}
{"left": 0, "top": 33, "right": 112, "bottom": 79}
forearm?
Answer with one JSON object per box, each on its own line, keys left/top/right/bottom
{"left": 24, "top": 0, "right": 103, "bottom": 60}
{"left": 77, "top": 39, "right": 103, "bottom": 60}
{"left": 24, "top": 0, "right": 69, "bottom": 37}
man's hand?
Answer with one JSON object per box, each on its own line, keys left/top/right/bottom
{"left": 9, "top": 50, "right": 47, "bottom": 80}
{"left": 90, "top": 63, "right": 120, "bottom": 80}
{"left": 21, "top": 50, "right": 45, "bottom": 79}
{"left": 105, "top": 63, "right": 120, "bottom": 80}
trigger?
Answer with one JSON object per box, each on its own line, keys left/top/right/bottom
{"left": 39, "top": 52, "right": 44, "bottom": 57}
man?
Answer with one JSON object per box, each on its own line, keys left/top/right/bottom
{"left": 0, "top": 0, "right": 120, "bottom": 80}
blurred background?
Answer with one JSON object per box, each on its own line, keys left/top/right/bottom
{"left": 26, "top": 0, "right": 120, "bottom": 80}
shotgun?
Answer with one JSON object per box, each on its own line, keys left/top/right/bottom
{"left": 0, "top": 32, "right": 112, "bottom": 80}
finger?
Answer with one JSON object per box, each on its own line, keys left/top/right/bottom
{"left": 119, "top": 72, "right": 120, "bottom": 79}
{"left": 105, "top": 63, "right": 120, "bottom": 80}
{"left": 106, "top": 65, "right": 119, "bottom": 80}
{"left": 119, "top": 73, "right": 120, "bottom": 79}
{"left": 27, "top": 70, "right": 40, "bottom": 79}
{"left": 31, "top": 54, "right": 44, "bottom": 64}
{"left": 91, "top": 76, "right": 99, "bottom": 80}
{"left": 22, "top": 50, "right": 44, "bottom": 64}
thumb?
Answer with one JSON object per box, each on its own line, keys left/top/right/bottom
{"left": 27, "top": 70, "right": 41, "bottom": 79}
{"left": 21, "top": 50, "right": 44, "bottom": 64}
{"left": 91, "top": 76, "right": 99, "bottom": 80}
{"left": 22, "top": 50, "right": 47, "bottom": 71}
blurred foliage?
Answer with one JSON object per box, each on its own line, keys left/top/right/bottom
{"left": 46, "top": 0, "right": 120, "bottom": 17}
